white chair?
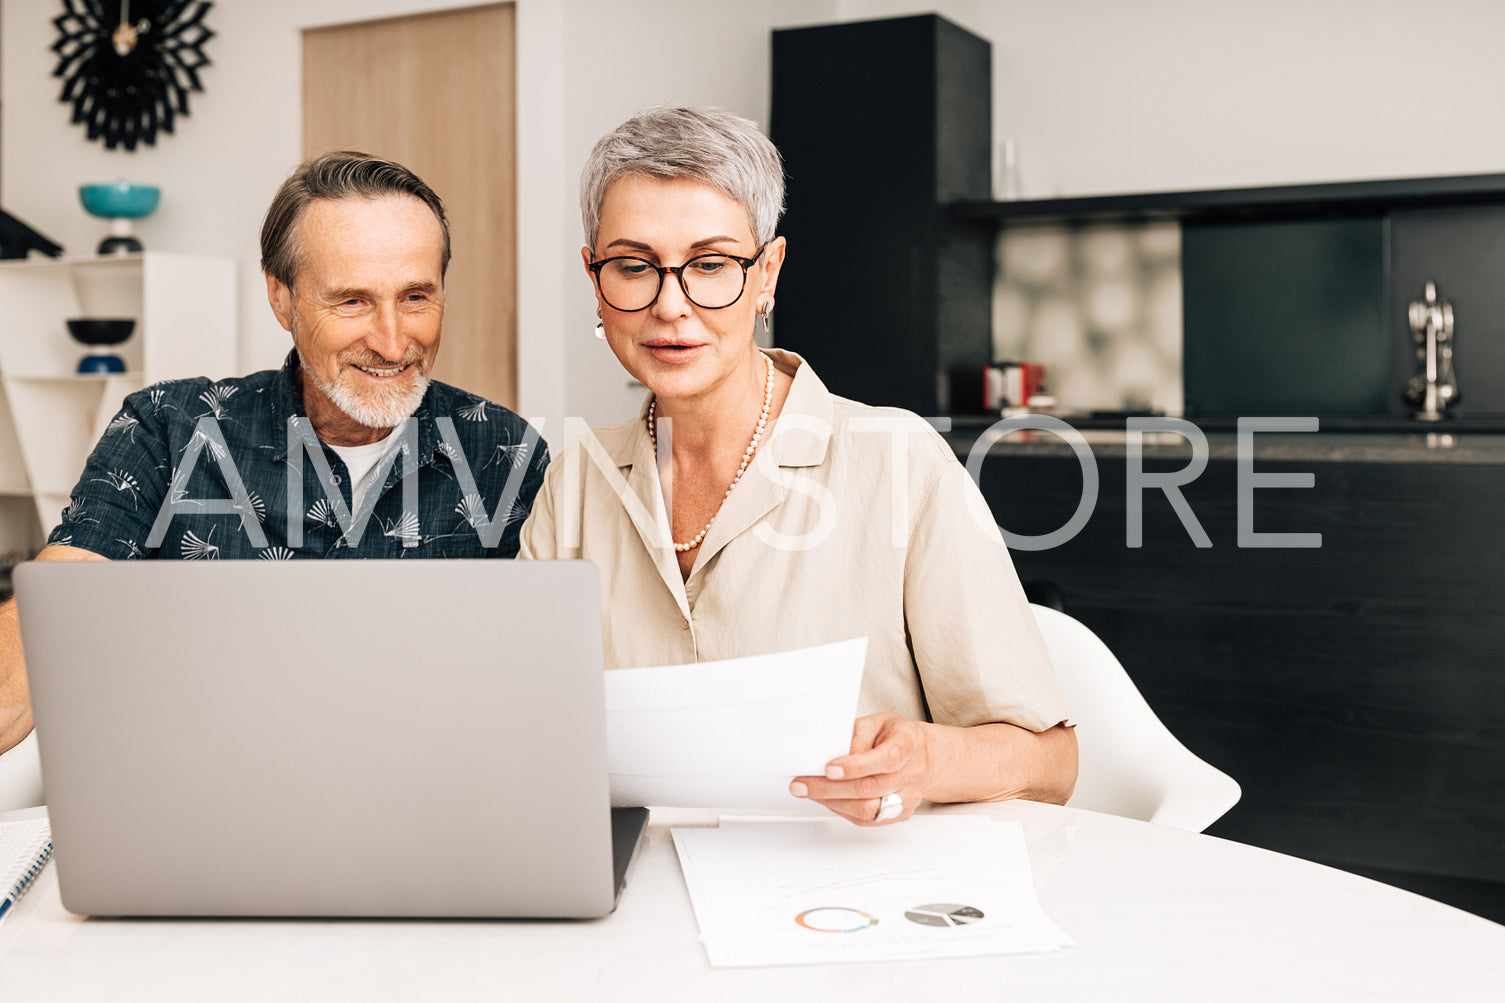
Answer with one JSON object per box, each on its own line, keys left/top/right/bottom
{"left": 0, "top": 729, "right": 45, "bottom": 814}
{"left": 1032, "top": 603, "right": 1240, "bottom": 833}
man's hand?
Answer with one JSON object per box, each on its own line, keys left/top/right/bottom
{"left": 0, "top": 596, "right": 34, "bottom": 755}
{"left": 1, "top": 544, "right": 108, "bottom": 755}
{"left": 788, "top": 713, "right": 939, "bottom": 826}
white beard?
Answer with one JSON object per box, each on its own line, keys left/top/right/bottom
{"left": 300, "top": 351, "right": 431, "bottom": 429}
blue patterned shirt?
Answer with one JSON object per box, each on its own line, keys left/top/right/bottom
{"left": 49, "top": 353, "right": 548, "bottom": 560}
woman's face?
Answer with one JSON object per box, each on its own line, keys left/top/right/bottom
{"left": 584, "top": 175, "right": 785, "bottom": 405}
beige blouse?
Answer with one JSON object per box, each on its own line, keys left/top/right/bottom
{"left": 519, "top": 350, "right": 1071, "bottom": 733}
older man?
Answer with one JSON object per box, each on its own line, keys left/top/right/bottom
{"left": 0, "top": 151, "right": 546, "bottom": 754}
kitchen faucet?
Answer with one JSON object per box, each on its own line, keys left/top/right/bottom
{"left": 1405, "top": 280, "right": 1458, "bottom": 421}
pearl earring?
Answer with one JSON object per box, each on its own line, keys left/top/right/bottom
{"left": 594, "top": 311, "right": 605, "bottom": 340}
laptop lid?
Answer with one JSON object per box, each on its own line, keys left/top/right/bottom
{"left": 17, "top": 559, "right": 644, "bottom": 919}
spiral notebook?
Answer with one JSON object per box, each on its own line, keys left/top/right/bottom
{"left": 0, "top": 816, "right": 52, "bottom": 923}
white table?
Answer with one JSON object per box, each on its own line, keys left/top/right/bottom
{"left": 2, "top": 800, "right": 1500, "bottom": 1001}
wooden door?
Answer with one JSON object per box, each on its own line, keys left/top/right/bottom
{"left": 302, "top": 4, "right": 516, "bottom": 408}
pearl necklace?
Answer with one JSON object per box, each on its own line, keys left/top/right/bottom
{"left": 647, "top": 353, "right": 776, "bottom": 553}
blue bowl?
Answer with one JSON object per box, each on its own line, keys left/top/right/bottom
{"left": 79, "top": 182, "right": 160, "bottom": 219}
{"left": 77, "top": 353, "right": 127, "bottom": 374}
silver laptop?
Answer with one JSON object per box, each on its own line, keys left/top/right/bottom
{"left": 16, "top": 559, "right": 647, "bottom": 919}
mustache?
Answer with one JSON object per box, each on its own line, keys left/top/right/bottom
{"left": 338, "top": 345, "right": 428, "bottom": 370}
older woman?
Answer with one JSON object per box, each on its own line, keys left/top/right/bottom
{"left": 520, "top": 106, "right": 1076, "bottom": 825}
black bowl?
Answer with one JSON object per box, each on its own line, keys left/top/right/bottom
{"left": 66, "top": 317, "right": 135, "bottom": 346}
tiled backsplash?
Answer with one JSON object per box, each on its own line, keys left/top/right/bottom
{"left": 992, "top": 221, "right": 1182, "bottom": 415}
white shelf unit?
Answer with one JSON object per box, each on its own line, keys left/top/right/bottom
{"left": 0, "top": 252, "right": 237, "bottom": 559}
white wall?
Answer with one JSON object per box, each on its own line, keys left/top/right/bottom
{"left": 838, "top": 0, "right": 1505, "bottom": 198}
{"left": 6, "top": 0, "right": 1504, "bottom": 439}
{"left": 0, "top": 0, "right": 824, "bottom": 441}
{"left": 1, "top": 0, "right": 507, "bottom": 393}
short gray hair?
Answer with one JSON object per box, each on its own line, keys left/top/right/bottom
{"left": 261, "top": 150, "right": 451, "bottom": 287}
{"left": 579, "top": 106, "right": 785, "bottom": 249}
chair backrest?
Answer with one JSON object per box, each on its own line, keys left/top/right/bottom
{"left": 0, "top": 729, "right": 45, "bottom": 814}
{"left": 1031, "top": 604, "right": 1240, "bottom": 832}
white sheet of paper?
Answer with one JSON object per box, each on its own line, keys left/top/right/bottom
{"left": 606, "top": 637, "right": 867, "bottom": 810}
{"left": 671, "top": 816, "right": 1072, "bottom": 967}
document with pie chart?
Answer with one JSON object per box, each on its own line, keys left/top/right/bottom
{"left": 671, "top": 815, "right": 1072, "bottom": 967}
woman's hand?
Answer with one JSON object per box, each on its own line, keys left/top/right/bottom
{"left": 788, "top": 713, "right": 938, "bottom": 826}
{"left": 788, "top": 715, "right": 1079, "bottom": 826}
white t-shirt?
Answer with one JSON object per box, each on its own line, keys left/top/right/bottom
{"left": 328, "top": 434, "right": 401, "bottom": 514}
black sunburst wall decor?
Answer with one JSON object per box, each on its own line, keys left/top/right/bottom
{"left": 52, "top": 0, "right": 214, "bottom": 152}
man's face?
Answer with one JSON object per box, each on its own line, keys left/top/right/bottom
{"left": 265, "top": 194, "right": 445, "bottom": 444}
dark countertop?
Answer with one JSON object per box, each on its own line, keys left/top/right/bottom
{"left": 949, "top": 171, "right": 1505, "bottom": 225}
{"left": 941, "top": 415, "right": 1505, "bottom": 464}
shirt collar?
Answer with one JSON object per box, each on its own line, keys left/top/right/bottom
{"left": 763, "top": 348, "right": 832, "bottom": 467}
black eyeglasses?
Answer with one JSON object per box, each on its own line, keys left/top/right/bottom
{"left": 588, "top": 245, "right": 765, "bottom": 312}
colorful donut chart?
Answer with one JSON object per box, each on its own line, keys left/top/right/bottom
{"left": 794, "top": 907, "right": 879, "bottom": 932}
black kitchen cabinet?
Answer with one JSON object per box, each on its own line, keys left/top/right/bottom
{"left": 770, "top": 14, "right": 993, "bottom": 415}
{"left": 959, "top": 432, "right": 1505, "bottom": 916}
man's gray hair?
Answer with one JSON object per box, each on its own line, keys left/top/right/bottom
{"left": 579, "top": 106, "right": 785, "bottom": 249}
{"left": 261, "top": 150, "right": 451, "bottom": 287}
